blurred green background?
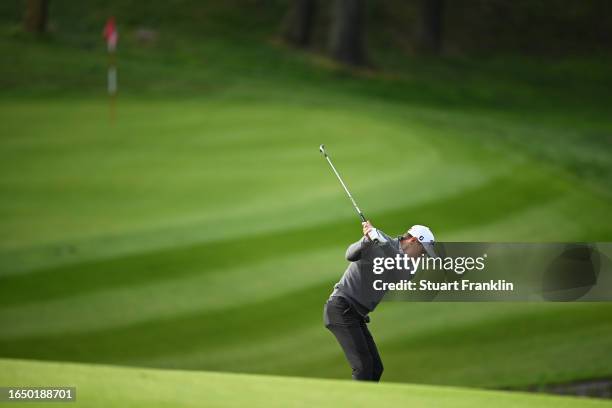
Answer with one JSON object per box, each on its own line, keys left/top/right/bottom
{"left": 1, "top": 0, "right": 612, "bottom": 405}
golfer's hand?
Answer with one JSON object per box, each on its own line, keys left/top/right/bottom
{"left": 363, "top": 221, "right": 388, "bottom": 243}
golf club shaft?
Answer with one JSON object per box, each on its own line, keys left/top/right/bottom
{"left": 320, "top": 147, "right": 367, "bottom": 223}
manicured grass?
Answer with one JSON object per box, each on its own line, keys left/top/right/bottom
{"left": 1, "top": 1, "right": 612, "bottom": 394}
{"left": 0, "top": 94, "right": 611, "bottom": 389}
{"left": 2, "top": 358, "right": 611, "bottom": 408}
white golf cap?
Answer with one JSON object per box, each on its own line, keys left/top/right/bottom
{"left": 407, "top": 225, "right": 437, "bottom": 258}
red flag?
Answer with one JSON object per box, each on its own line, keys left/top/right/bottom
{"left": 103, "top": 17, "right": 118, "bottom": 52}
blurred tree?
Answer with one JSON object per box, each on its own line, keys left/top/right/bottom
{"left": 23, "top": 0, "right": 49, "bottom": 34}
{"left": 329, "top": 0, "right": 366, "bottom": 66}
{"left": 415, "top": 0, "right": 445, "bottom": 54}
{"left": 282, "top": 0, "right": 317, "bottom": 47}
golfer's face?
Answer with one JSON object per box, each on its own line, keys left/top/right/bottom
{"left": 403, "top": 238, "right": 425, "bottom": 258}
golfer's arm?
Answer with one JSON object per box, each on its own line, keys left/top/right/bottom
{"left": 346, "top": 237, "right": 367, "bottom": 261}
{"left": 379, "top": 230, "right": 393, "bottom": 242}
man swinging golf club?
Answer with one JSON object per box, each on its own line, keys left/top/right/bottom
{"left": 319, "top": 145, "right": 437, "bottom": 382}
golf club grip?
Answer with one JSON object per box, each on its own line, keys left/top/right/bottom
{"left": 360, "top": 214, "right": 379, "bottom": 242}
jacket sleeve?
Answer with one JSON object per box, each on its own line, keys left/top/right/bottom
{"left": 346, "top": 237, "right": 368, "bottom": 261}
{"left": 379, "top": 230, "right": 393, "bottom": 242}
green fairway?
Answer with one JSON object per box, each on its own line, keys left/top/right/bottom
{"left": 1, "top": 0, "right": 612, "bottom": 395}
{"left": 1, "top": 95, "right": 611, "bottom": 388}
{"left": 1, "top": 358, "right": 611, "bottom": 408}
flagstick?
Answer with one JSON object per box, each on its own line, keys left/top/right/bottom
{"left": 108, "top": 49, "right": 117, "bottom": 123}
{"left": 103, "top": 17, "right": 119, "bottom": 124}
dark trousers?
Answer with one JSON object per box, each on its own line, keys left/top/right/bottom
{"left": 324, "top": 296, "right": 383, "bottom": 381}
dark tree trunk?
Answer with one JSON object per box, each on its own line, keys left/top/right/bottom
{"left": 416, "top": 0, "right": 445, "bottom": 54}
{"left": 23, "top": 0, "right": 49, "bottom": 34}
{"left": 329, "top": 0, "right": 366, "bottom": 66}
{"left": 282, "top": 0, "right": 317, "bottom": 47}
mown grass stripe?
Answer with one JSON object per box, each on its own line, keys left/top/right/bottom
{"left": 0, "top": 358, "right": 610, "bottom": 408}
{"left": 0, "top": 172, "right": 564, "bottom": 308}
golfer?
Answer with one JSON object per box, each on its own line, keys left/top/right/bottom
{"left": 324, "top": 221, "right": 436, "bottom": 382}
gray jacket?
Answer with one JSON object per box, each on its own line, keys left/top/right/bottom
{"left": 333, "top": 230, "right": 413, "bottom": 313}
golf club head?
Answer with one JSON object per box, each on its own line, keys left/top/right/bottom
{"left": 319, "top": 144, "right": 326, "bottom": 156}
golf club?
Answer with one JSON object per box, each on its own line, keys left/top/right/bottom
{"left": 319, "top": 144, "right": 366, "bottom": 223}
{"left": 319, "top": 144, "right": 386, "bottom": 244}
